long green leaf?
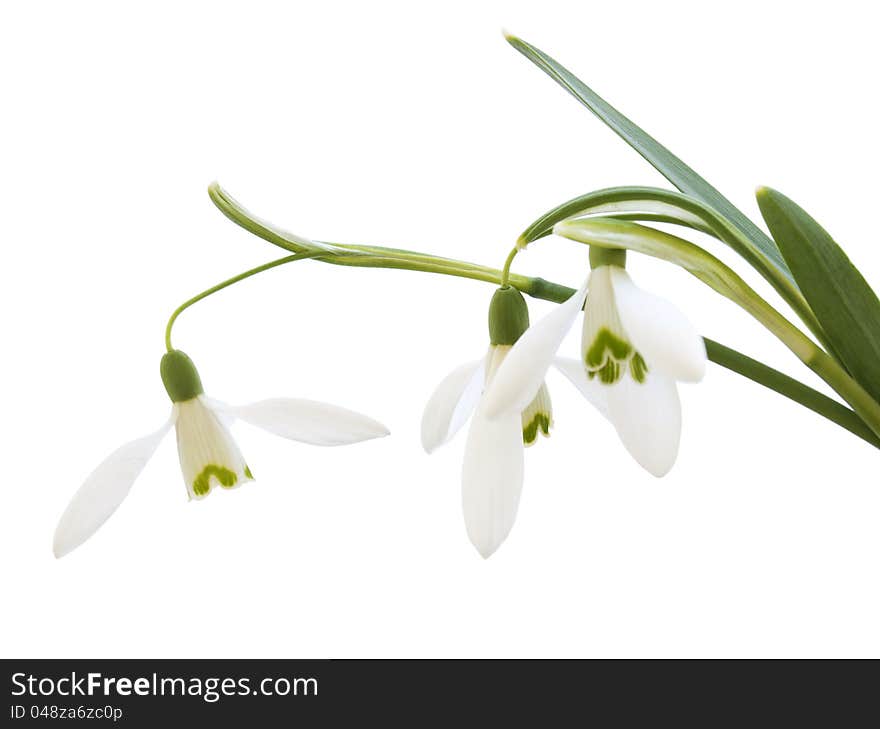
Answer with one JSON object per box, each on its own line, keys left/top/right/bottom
{"left": 520, "top": 186, "right": 714, "bottom": 242}
{"left": 505, "top": 34, "right": 792, "bottom": 280}
{"left": 756, "top": 187, "right": 880, "bottom": 403}
{"left": 208, "top": 182, "right": 345, "bottom": 255}
{"left": 517, "top": 186, "right": 831, "bottom": 346}
{"left": 704, "top": 339, "right": 880, "bottom": 449}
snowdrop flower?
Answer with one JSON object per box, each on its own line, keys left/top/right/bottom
{"left": 483, "top": 248, "right": 706, "bottom": 477}
{"left": 53, "top": 349, "right": 389, "bottom": 558}
{"left": 421, "top": 287, "right": 552, "bottom": 558}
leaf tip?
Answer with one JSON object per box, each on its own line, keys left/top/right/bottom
{"left": 754, "top": 185, "right": 782, "bottom": 206}
{"left": 754, "top": 186, "right": 792, "bottom": 224}
{"left": 503, "top": 29, "right": 526, "bottom": 49}
{"left": 208, "top": 181, "right": 231, "bottom": 207}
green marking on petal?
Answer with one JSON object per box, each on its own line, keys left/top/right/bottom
{"left": 585, "top": 329, "right": 649, "bottom": 385}
{"left": 588, "top": 358, "right": 620, "bottom": 384}
{"left": 523, "top": 413, "right": 552, "bottom": 446}
{"left": 585, "top": 328, "right": 632, "bottom": 368}
{"left": 192, "top": 464, "right": 238, "bottom": 496}
{"left": 521, "top": 382, "right": 553, "bottom": 446}
{"left": 630, "top": 352, "right": 648, "bottom": 383}
{"left": 244, "top": 465, "right": 254, "bottom": 480}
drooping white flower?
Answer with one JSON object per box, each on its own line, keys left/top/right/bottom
{"left": 53, "top": 350, "right": 389, "bottom": 558}
{"left": 483, "top": 254, "right": 706, "bottom": 477}
{"left": 421, "top": 287, "right": 552, "bottom": 558}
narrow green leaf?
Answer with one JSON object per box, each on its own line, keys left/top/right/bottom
{"left": 520, "top": 185, "right": 811, "bottom": 300}
{"left": 756, "top": 187, "right": 880, "bottom": 403}
{"left": 505, "top": 34, "right": 791, "bottom": 279}
{"left": 704, "top": 339, "right": 880, "bottom": 449}
{"left": 519, "top": 186, "right": 714, "bottom": 243}
{"left": 208, "top": 182, "right": 344, "bottom": 255}
{"left": 517, "top": 185, "right": 833, "bottom": 348}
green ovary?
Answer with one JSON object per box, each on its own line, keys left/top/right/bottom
{"left": 192, "top": 464, "right": 239, "bottom": 496}
{"left": 585, "top": 328, "right": 648, "bottom": 384}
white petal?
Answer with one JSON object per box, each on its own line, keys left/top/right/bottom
{"left": 552, "top": 357, "right": 610, "bottom": 420}
{"left": 461, "top": 406, "right": 524, "bottom": 559}
{"left": 610, "top": 267, "right": 706, "bottom": 382}
{"left": 53, "top": 416, "right": 174, "bottom": 558}
{"left": 606, "top": 372, "right": 681, "bottom": 477}
{"left": 176, "top": 397, "right": 252, "bottom": 499}
{"left": 483, "top": 278, "right": 589, "bottom": 419}
{"left": 483, "top": 344, "right": 510, "bottom": 382}
{"left": 420, "top": 360, "right": 484, "bottom": 453}
{"left": 229, "top": 398, "right": 390, "bottom": 447}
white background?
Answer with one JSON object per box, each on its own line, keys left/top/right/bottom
{"left": 2, "top": 0, "right": 878, "bottom": 658}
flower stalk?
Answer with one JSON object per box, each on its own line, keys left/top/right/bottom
{"left": 205, "top": 183, "right": 880, "bottom": 451}
{"left": 164, "top": 251, "right": 320, "bottom": 351}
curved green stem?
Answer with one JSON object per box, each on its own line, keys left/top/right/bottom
{"left": 500, "top": 247, "right": 519, "bottom": 287}
{"left": 164, "top": 251, "right": 318, "bottom": 351}
{"left": 207, "top": 183, "right": 880, "bottom": 450}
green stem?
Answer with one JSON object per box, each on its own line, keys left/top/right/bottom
{"left": 207, "top": 183, "right": 880, "bottom": 450}
{"left": 164, "top": 251, "right": 318, "bottom": 351}
{"left": 500, "top": 246, "right": 519, "bottom": 287}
